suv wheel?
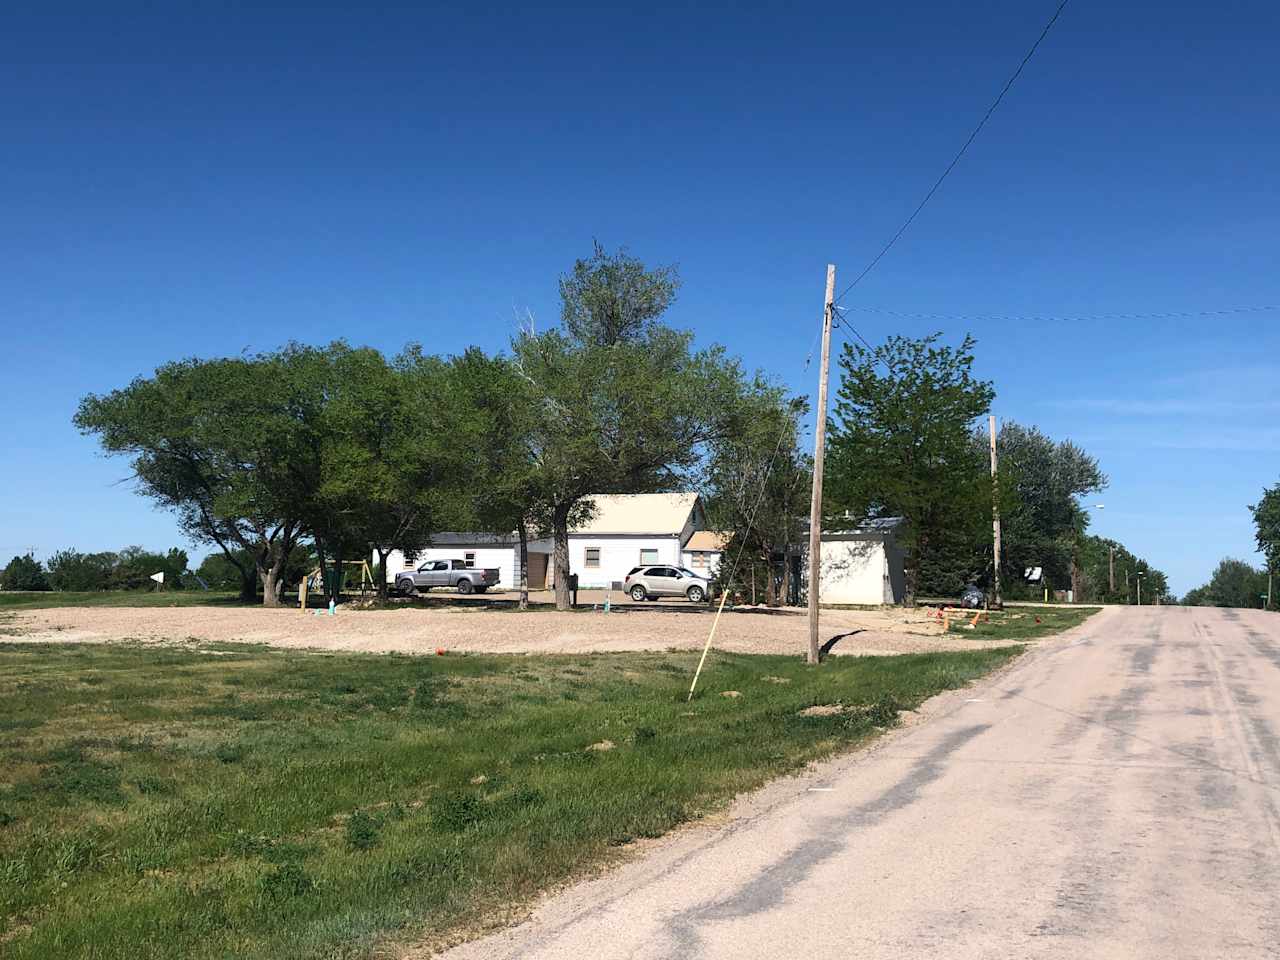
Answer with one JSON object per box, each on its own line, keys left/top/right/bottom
{"left": 630, "top": 584, "right": 648, "bottom": 602}
{"left": 686, "top": 585, "right": 705, "bottom": 603}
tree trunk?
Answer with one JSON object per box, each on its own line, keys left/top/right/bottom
{"left": 517, "top": 520, "right": 529, "bottom": 610}
{"left": 765, "top": 551, "right": 778, "bottom": 607}
{"left": 552, "top": 503, "right": 572, "bottom": 611}
{"left": 781, "top": 552, "right": 793, "bottom": 607}
{"left": 260, "top": 561, "right": 282, "bottom": 608}
{"left": 238, "top": 570, "right": 257, "bottom": 603}
{"left": 903, "top": 553, "right": 919, "bottom": 608}
{"left": 375, "top": 548, "right": 390, "bottom": 601}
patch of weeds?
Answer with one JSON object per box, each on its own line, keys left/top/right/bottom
{"left": 22, "top": 753, "right": 125, "bottom": 807}
{"left": 52, "top": 835, "right": 99, "bottom": 878}
{"left": 132, "top": 775, "right": 175, "bottom": 796}
{"left": 1, "top": 857, "right": 33, "bottom": 891}
{"left": 633, "top": 725, "right": 657, "bottom": 744}
{"left": 499, "top": 786, "right": 543, "bottom": 813}
{"left": 345, "top": 810, "right": 382, "bottom": 851}
{"left": 0, "top": 810, "right": 14, "bottom": 828}
{"left": 257, "top": 862, "right": 314, "bottom": 901}
{"left": 430, "top": 791, "right": 485, "bottom": 832}
{"left": 262, "top": 840, "right": 312, "bottom": 865}
{"left": 79, "top": 675, "right": 105, "bottom": 685}
{"left": 388, "top": 845, "right": 463, "bottom": 885}
{"left": 213, "top": 743, "right": 245, "bottom": 764}
{"left": 0, "top": 716, "right": 44, "bottom": 732}
{"left": 840, "top": 695, "right": 903, "bottom": 732}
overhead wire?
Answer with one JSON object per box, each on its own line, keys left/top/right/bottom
{"left": 686, "top": 312, "right": 826, "bottom": 700}
{"left": 833, "top": 0, "right": 1072, "bottom": 306}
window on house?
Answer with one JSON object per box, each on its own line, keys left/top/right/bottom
{"left": 464, "top": 552, "right": 476, "bottom": 569}
{"left": 639, "top": 548, "right": 659, "bottom": 565}
{"left": 585, "top": 547, "right": 601, "bottom": 567}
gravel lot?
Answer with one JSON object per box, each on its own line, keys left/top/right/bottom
{"left": 0, "top": 600, "right": 1003, "bottom": 657}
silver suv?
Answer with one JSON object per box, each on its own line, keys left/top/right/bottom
{"left": 623, "top": 566, "right": 710, "bottom": 603}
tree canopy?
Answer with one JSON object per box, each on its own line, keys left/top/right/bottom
{"left": 826, "top": 333, "right": 995, "bottom": 604}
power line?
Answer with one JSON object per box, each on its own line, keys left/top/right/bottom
{"left": 834, "top": 0, "right": 1072, "bottom": 305}
{"left": 835, "top": 303, "right": 1280, "bottom": 325}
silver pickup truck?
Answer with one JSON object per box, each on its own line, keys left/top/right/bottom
{"left": 395, "top": 559, "right": 500, "bottom": 596}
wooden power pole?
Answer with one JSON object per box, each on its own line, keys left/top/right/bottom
{"left": 988, "top": 415, "right": 1002, "bottom": 609}
{"left": 1109, "top": 546, "right": 1115, "bottom": 594}
{"left": 807, "top": 264, "right": 836, "bottom": 666}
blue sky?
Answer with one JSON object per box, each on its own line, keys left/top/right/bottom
{"left": 2, "top": 1, "right": 1277, "bottom": 595}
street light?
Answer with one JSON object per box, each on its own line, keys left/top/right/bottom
{"left": 1136, "top": 571, "right": 1145, "bottom": 606}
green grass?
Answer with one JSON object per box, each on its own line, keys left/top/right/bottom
{"left": 945, "top": 605, "right": 1099, "bottom": 641}
{"left": 0, "top": 591, "right": 250, "bottom": 611}
{"left": 0, "top": 641, "right": 1021, "bottom": 959}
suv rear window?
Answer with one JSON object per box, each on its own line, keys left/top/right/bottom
{"left": 626, "top": 567, "right": 642, "bottom": 577}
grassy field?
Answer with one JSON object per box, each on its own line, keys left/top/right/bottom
{"left": 944, "top": 605, "right": 1099, "bottom": 641}
{"left": 0, "top": 641, "right": 1021, "bottom": 959}
{"left": 0, "top": 591, "right": 248, "bottom": 610}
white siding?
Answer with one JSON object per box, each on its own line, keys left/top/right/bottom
{"left": 383, "top": 547, "right": 518, "bottom": 589}
{"left": 566, "top": 536, "right": 682, "bottom": 588}
{"left": 681, "top": 550, "right": 723, "bottom": 577}
{"left": 817, "top": 539, "right": 893, "bottom": 605}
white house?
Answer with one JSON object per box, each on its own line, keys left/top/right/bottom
{"left": 553, "top": 492, "right": 707, "bottom": 589}
{"left": 382, "top": 492, "right": 714, "bottom": 591}
{"left": 681, "top": 530, "right": 731, "bottom": 578}
{"left": 804, "top": 516, "right": 907, "bottom": 606}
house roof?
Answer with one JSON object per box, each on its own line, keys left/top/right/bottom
{"left": 800, "top": 515, "right": 905, "bottom": 539}
{"left": 572, "top": 493, "right": 700, "bottom": 536}
{"left": 685, "top": 530, "right": 732, "bottom": 552}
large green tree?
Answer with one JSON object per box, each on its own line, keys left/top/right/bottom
{"left": 441, "top": 349, "right": 542, "bottom": 607}
{"left": 46, "top": 549, "right": 117, "bottom": 591}
{"left": 1183, "top": 558, "right": 1267, "bottom": 609}
{"left": 1, "top": 554, "right": 49, "bottom": 591}
{"left": 75, "top": 346, "right": 330, "bottom": 605}
{"left": 1250, "top": 482, "right": 1280, "bottom": 609}
{"left": 826, "top": 333, "right": 994, "bottom": 604}
{"left": 308, "top": 345, "right": 451, "bottom": 600}
{"left": 514, "top": 245, "right": 745, "bottom": 610}
{"left": 995, "top": 422, "right": 1107, "bottom": 599}
{"left": 704, "top": 387, "right": 810, "bottom": 606}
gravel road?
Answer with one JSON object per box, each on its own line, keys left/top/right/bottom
{"left": 435, "top": 606, "right": 1280, "bottom": 959}
{"left": 3, "top": 602, "right": 997, "bottom": 657}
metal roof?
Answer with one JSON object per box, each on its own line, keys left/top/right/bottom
{"left": 572, "top": 493, "right": 700, "bottom": 536}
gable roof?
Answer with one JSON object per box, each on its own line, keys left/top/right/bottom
{"left": 685, "top": 530, "right": 732, "bottom": 552}
{"left": 572, "top": 493, "right": 699, "bottom": 536}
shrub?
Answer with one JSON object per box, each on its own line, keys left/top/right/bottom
{"left": 1, "top": 554, "right": 49, "bottom": 591}
{"left": 345, "top": 810, "right": 381, "bottom": 851}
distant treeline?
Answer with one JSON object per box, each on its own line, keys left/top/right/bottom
{"left": 0, "top": 546, "right": 315, "bottom": 596}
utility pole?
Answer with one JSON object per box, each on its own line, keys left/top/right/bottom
{"left": 989, "top": 415, "right": 1003, "bottom": 610}
{"left": 807, "top": 264, "right": 836, "bottom": 666}
{"left": 1109, "top": 546, "right": 1115, "bottom": 595}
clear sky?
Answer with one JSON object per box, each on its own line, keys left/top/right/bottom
{"left": 2, "top": 1, "right": 1277, "bottom": 596}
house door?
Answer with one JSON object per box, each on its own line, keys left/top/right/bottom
{"left": 526, "top": 552, "right": 548, "bottom": 589}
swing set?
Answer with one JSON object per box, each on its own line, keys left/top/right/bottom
{"left": 298, "top": 559, "right": 378, "bottom": 610}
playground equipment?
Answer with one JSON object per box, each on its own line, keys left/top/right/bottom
{"left": 298, "top": 560, "right": 377, "bottom": 610}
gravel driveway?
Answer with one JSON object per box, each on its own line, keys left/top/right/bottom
{"left": 2, "top": 602, "right": 998, "bottom": 657}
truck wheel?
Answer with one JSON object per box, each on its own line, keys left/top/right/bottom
{"left": 457, "top": 579, "right": 474, "bottom": 595}
{"left": 630, "top": 585, "right": 648, "bottom": 602}
{"left": 686, "top": 585, "right": 705, "bottom": 603}
{"left": 400, "top": 581, "right": 418, "bottom": 598}
{"left": 474, "top": 586, "right": 488, "bottom": 594}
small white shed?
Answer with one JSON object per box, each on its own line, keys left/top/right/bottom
{"left": 803, "top": 517, "right": 906, "bottom": 606}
